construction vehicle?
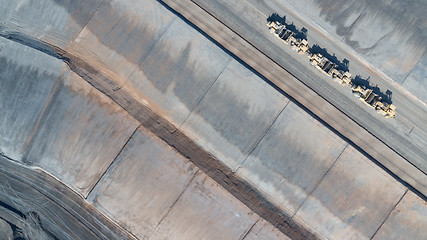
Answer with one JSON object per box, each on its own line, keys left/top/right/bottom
{"left": 375, "top": 101, "right": 396, "bottom": 118}
{"left": 267, "top": 21, "right": 309, "bottom": 53}
{"left": 309, "top": 53, "right": 336, "bottom": 76}
{"left": 291, "top": 38, "right": 309, "bottom": 54}
{"left": 278, "top": 28, "right": 294, "bottom": 44}
{"left": 332, "top": 69, "right": 352, "bottom": 85}
{"left": 352, "top": 84, "right": 396, "bottom": 118}
{"left": 266, "top": 20, "right": 279, "bottom": 29}
{"left": 267, "top": 21, "right": 282, "bottom": 34}
{"left": 268, "top": 21, "right": 296, "bottom": 44}
{"left": 267, "top": 19, "right": 396, "bottom": 118}
{"left": 351, "top": 84, "right": 380, "bottom": 107}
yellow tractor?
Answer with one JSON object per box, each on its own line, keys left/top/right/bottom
{"left": 351, "top": 84, "right": 396, "bottom": 118}
{"left": 309, "top": 53, "right": 336, "bottom": 76}
{"left": 291, "top": 39, "right": 309, "bottom": 54}
{"left": 267, "top": 21, "right": 282, "bottom": 34}
{"left": 332, "top": 69, "right": 352, "bottom": 85}
{"left": 375, "top": 101, "right": 396, "bottom": 118}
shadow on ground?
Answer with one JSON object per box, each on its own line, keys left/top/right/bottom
{"left": 309, "top": 44, "right": 349, "bottom": 72}
{"left": 352, "top": 75, "right": 393, "bottom": 104}
{"left": 267, "top": 13, "right": 308, "bottom": 40}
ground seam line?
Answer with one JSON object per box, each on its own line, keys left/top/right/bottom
{"left": 370, "top": 188, "right": 408, "bottom": 240}
{"left": 236, "top": 100, "right": 290, "bottom": 173}
{"left": 177, "top": 57, "right": 232, "bottom": 131}
{"left": 240, "top": 218, "right": 260, "bottom": 240}
{"left": 148, "top": 169, "right": 200, "bottom": 240}
{"left": 290, "top": 143, "right": 349, "bottom": 220}
{"left": 85, "top": 124, "right": 140, "bottom": 200}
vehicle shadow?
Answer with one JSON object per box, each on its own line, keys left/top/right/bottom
{"left": 309, "top": 44, "right": 349, "bottom": 72}
{"left": 352, "top": 75, "right": 393, "bottom": 104}
{"left": 267, "top": 13, "right": 307, "bottom": 40}
{"left": 267, "top": 13, "right": 393, "bottom": 104}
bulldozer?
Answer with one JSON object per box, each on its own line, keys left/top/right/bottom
{"left": 291, "top": 38, "right": 309, "bottom": 54}
{"left": 351, "top": 84, "right": 395, "bottom": 118}
{"left": 309, "top": 53, "right": 336, "bottom": 76}
{"left": 351, "top": 84, "right": 381, "bottom": 107}
{"left": 278, "top": 28, "right": 294, "bottom": 44}
{"left": 375, "top": 101, "right": 396, "bottom": 119}
{"left": 267, "top": 18, "right": 396, "bottom": 119}
{"left": 269, "top": 22, "right": 309, "bottom": 53}
{"left": 267, "top": 21, "right": 282, "bottom": 34}
{"left": 332, "top": 69, "right": 352, "bottom": 85}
